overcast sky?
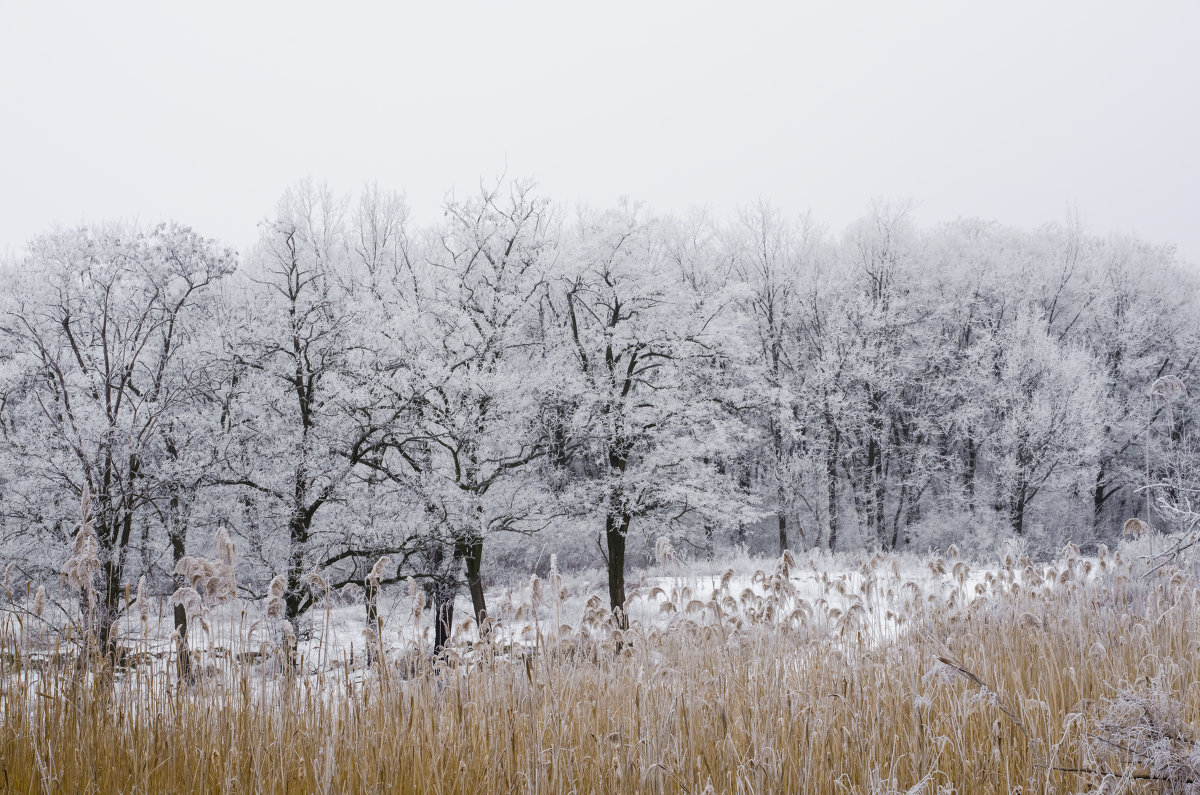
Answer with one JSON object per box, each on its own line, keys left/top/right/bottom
{"left": 2, "top": 1, "right": 1197, "bottom": 263}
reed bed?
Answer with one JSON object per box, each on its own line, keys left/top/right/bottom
{"left": 2, "top": 543, "right": 1198, "bottom": 794}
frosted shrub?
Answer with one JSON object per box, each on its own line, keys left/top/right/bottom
{"left": 1078, "top": 674, "right": 1200, "bottom": 792}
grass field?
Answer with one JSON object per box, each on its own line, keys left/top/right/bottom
{"left": 3, "top": 541, "right": 1199, "bottom": 793}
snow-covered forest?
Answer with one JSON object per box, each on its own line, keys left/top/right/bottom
{"left": 7, "top": 0, "right": 1200, "bottom": 787}
{"left": 4, "top": 180, "right": 1200, "bottom": 792}
{"left": 1, "top": 179, "right": 1196, "bottom": 643}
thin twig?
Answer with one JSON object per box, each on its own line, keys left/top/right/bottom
{"left": 936, "top": 655, "right": 1030, "bottom": 739}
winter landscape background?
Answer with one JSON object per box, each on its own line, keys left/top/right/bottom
{"left": 4, "top": 2, "right": 1200, "bottom": 792}
{"left": 2, "top": 183, "right": 1199, "bottom": 793}
{"left": 0, "top": 182, "right": 1197, "bottom": 633}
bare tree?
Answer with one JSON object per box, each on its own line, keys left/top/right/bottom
{"left": 549, "top": 203, "right": 747, "bottom": 624}
{"left": 220, "top": 182, "right": 416, "bottom": 628}
{"left": 0, "top": 224, "right": 235, "bottom": 653}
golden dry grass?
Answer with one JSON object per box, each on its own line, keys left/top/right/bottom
{"left": 2, "top": 546, "right": 1198, "bottom": 794}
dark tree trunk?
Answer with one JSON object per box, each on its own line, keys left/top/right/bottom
{"left": 169, "top": 515, "right": 191, "bottom": 679}
{"left": 96, "top": 489, "right": 139, "bottom": 659}
{"left": 605, "top": 511, "right": 631, "bottom": 629}
{"left": 1092, "top": 462, "right": 1122, "bottom": 533}
{"left": 97, "top": 554, "right": 121, "bottom": 659}
{"left": 873, "top": 439, "right": 886, "bottom": 547}
{"left": 603, "top": 423, "right": 632, "bottom": 629}
{"left": 772, "top": 418, "right": 789, "bottom": 554}
{"left": 459, "top": 536, "right": 488, "bottom": 629}
{"left": 433, "top": 596, "right": 454, "bottom": 652}
{"left": 140, "top": 521, "right": 152, "bottom": 584}
{"left": 285, "top": 513, "right": 308, "bottom": 623}
{"left": 732, "top": 468, "right": 751, "bottom": 549}
{"left": 364, "top": 577, "right": 380, "bottom": 666}
{"left": 904, "top": 495, "right": 921, "bottom": 545}
{"left": 964, "top": 435, "right": 978, "bottom": 513}
{"left": 826, "top": 416, "right": 840, "bottom": 552}
{"left": 425, "top": 543, "right": 462, "bottom": 654}
{"left": 1010, "top": 483, "right": 1027, "bottom": 536}
{"left": 868, "top": 432, "right": 888, "bottom": 545}
{"left": 863, "top": 389, "right": 887, "bottom": 547}
{"left": 891, "top": 481, "right": 907, "bottom": 550}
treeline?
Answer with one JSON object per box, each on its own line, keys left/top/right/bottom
{"left": 0, "top": 180, "right": 1196, "bottom": 643}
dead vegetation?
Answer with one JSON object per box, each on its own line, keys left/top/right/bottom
{"left": 2, "top": 540, "right": 1199, "bottom": 793}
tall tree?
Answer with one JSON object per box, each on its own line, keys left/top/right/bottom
{"left": 393, "top": 181, "right": 556, "bottom": 644}
{"left": 220, "top": 182, "right": 415, "bottom": 627}
{"left": 549, "top": 203, "right": 746, "bottom": 624}
{"left": 0, "top": 224, "right": 234, "bottom": 652}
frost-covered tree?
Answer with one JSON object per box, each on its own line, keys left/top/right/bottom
{"left": 835, "top": 201, "right": 928, "bottom": 549}
{"left": 0, "top": 224, "right": 235, "bottom": 651}
{"left": 388, "top": 182, "right": 557, "bottom": 645}
{"left": 548, "top": 203, "right": 751, "bottom": 623}
{"left": 2, "top": 186, "right": 1199, "bottom": 625}
{"left": 218, "top": 182, "right": 417, "bottom": 625}
{"left": 725, "top": 202, "right": 808, "bottom": 553}
{"left": 989, "top": 315, "right": 1105, "bottom": 535}
{"left": 1074, "top": 236, "right": 1198, "bottom": 533}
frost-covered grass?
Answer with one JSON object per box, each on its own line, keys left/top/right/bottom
{"left": 3, "top": 539, "right": 1200, "bottom": 793}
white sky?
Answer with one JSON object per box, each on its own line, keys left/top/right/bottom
{"left": 1, "top": 1, "right": 1197, "bottom": 262}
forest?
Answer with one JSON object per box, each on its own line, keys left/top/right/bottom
{"left": 3, "top": 180, "right": 1200, "bottom": 792}
{"left": 0, "top": 179, "right": 1196, "bottom": 646}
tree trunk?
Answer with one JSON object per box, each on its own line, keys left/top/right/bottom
{"left": 433, "top": 595, "right": 455, "bottom": 652}
{"left": 865, "top": 390, "right": 887, "bottom": 547}
{"left": 964, "top": 435, "right": 978, "bottom": 513}
{"left": 873, "top": 438, "right": 886, "bottom": 548}
{"left": 140, "top": 521, "right": 152, "bottom": 585}
{"left": 285, "top": 513, "right": 308, "bottom": 624}
{"left": 1010, "top": 483, "right": 1027, "bottom": 536}
{"left": 772, "top": 419, "right": 789, "bottom": 554}
{"left": 169, "top": 517, "right": 191, "bottom": 679}
{"left": 1092, "top": 462, "right": 1120, "bottom": 533}
{"left": 605, "top": 511, "right": 630, "bottom": 629}
{"left": 97, "top": 554, "right": 121, "bottom": 660}
{"left": 904, "top": 499, "right": 921, "bottom": 545}
{"left": 868, "top": 432, "right": 888, "bottom": 545}
{"left": 427, "top": 543, "right": 462, "bottom": 654}
{"left": 891, "top": 481, "right": 907, "bottom": 550}
{"left": 733, "top": 468, "right": 751, "bottom": 550}
{"left": 365, "top": 577, "right": 380, "bottom": 667}
{"left": 96, "top": 499, "right": 139, "bottom": 659}
{"left": 459, "top": 536, "right": 488, "bottom": 629}
{"left": 365, "top": 580, "right": 379, "bottom": 627}
{"left": 96, "top": 507, "right": 132, "bottom": 659}
{"left": 826, "top": 416, "right": 840, "bottom": 552}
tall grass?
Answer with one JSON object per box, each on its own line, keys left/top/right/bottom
{"left": 2, "top": 542, "right": 1198, "bottom": 793}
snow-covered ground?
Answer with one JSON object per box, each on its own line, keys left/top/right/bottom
{"left": 3, "top": 545, "right": 1106, "bottom": 688}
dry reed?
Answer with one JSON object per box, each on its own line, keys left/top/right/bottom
{"left": 2, "top": 541, "right": 1198, "bottom": 794}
